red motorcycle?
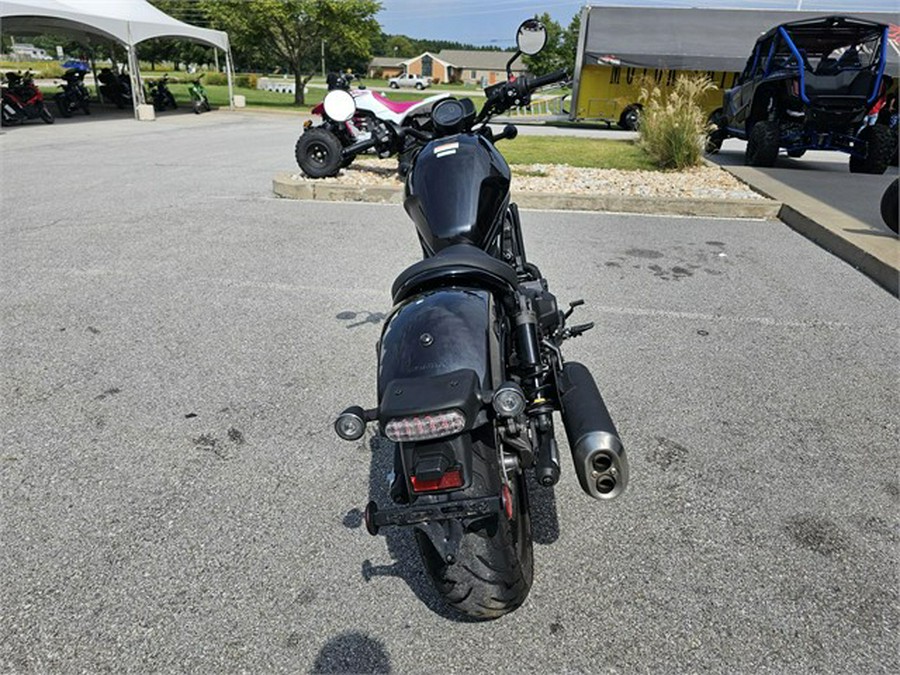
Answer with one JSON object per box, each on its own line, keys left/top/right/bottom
{"left": 2, "top": 70, "right": 54, "bottom": 126}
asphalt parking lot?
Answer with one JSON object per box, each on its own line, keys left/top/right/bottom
{"left": 710, "top": 138, "right": 899, "bottom": 229}
{"left": 1, "top": 111, "right": 898, "bottom": 673}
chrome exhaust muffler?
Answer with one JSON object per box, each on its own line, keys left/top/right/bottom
{"left": 559, "top": 361, "right": 629, "bottom": 500}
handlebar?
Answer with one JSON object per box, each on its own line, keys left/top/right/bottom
{"left": 526, "top": 68, "right": 569, "bottom": 90}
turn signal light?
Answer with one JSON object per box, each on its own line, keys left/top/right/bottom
{"left": 384, "top": 409, "right": 466, "bottom": 442}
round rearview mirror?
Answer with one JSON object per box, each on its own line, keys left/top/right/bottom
{"left": 323, "top": 89, "right": 356, "bottom": 122}
{"left": 516, "top": 19, "right": 547, "bottom": 56}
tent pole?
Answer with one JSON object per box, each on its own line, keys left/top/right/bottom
{"left": 225, "top": 46, "right": 235, "bottom": 110}
{"left": 214, "top": 49, "right": 220, "bottom": 72}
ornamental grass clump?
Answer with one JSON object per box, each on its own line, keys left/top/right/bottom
{"left": 638, "top": 74, "right": 715, "bottom": 170}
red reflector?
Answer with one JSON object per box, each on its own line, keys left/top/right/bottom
{"left": 410, "top": 468, "right": 464, "bottom": 493}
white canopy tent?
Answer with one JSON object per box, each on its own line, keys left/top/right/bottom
{"left": 0, "top": 0, "right": 235, "bottom": 116}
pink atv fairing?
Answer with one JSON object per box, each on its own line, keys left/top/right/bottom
{"left": 350, "top": 88, "right": 449, "bottom": 125}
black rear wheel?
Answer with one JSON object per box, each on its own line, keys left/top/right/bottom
{"left": 619, "top": 104, "right": 641, "bottom": 131}
{"left": 295, "top": 127, "right": 344, "bottom": 178}
{"left": 39, "top": 105, "right": 54, "bottom": 124}
{"left": 745, "top": 120, "right": 779, "bottom": 167}
{"left": 880, "top": 178, "right": 898, "bottom": 234}
{"left": 849, "top": 124, "right": 892, "bottom": 175}
{"left": 415, "top": 428, "right": 533, "bottom": 620}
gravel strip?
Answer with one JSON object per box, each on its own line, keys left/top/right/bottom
{"left": 288, "top": 158, "right": 764, "bottom": 200}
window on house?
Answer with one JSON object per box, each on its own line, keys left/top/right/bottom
{"left": 422, "top": 55, "right": 433, "bottom": 77}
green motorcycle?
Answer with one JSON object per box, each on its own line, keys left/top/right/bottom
{"left": 188, "top": 74, "right": 211, "bottom": 114}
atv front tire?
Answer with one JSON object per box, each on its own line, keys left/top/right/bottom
{"left": 295, "top": 127, "right": 344, "bottom": 178}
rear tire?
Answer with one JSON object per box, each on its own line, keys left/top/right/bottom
{"left": 415, "top": 429, "right": 533, "bottom": 620}
{"left": 295, "top": 127, "right": 344, "bottom": 178}
{"left": 745, "top": 120, "right": 779, "bottom": 167}
{"left": 40, "top": 105, "right": 54, "bottom": 124}
{"left": 880, "top": 178, "right": 898, "bottom": 234}
{"left": 849, "top": 125, "right": 891, "bottom": 175}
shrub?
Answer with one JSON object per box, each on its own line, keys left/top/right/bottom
{"left": 203, "top": 71, "right": 228, "bottom": 85}
{"left": 235, "top": 73, "right": 258, "bottom": 89}
{"left": 638, "top": 74, "right": 715, "bottom": 170}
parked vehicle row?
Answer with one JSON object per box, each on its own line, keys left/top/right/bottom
{"left": 3, "top": 68, "right": 211, "bottom": 124}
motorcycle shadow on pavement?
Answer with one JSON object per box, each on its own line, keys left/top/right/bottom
{"left": 343, "top": 433, "right": 560, "bottom": 621}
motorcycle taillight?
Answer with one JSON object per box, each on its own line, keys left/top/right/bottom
{"left": 384, "top": 410, "right": 466, "bottom": 442}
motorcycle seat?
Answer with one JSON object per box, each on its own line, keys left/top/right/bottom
{"left": 391, "top": 244, "right": 519, "bottom": 304}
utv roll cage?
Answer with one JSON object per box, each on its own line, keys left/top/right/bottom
{"left": 746, "top": 15, "right": 889, "bottom": 106}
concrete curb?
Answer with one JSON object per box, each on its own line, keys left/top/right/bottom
{"left": 719, "top": 165, "right": 899, "bottom": 296}
{"left": 272, "top": 173, "right": 781, "bottom": 219}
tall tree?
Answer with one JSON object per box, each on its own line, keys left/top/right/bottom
{"left": 522, "top": 11, "right": 581, "bottom": 79}
{"left": 200, "top": 0, "right": 381, "bottom": 105}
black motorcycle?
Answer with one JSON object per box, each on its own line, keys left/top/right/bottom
{"left": 334, "top": 20, "right": 627, "bottom": 620}
{"left": 54, "top": 68, "right": 91, "bottom": 117}
{"left": 146, "top": 74, "right": 177, "bottom": 111}
{"left": 98, "top": 68, "right": 133, "bottom": 108}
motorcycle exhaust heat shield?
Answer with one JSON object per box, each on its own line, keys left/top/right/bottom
{"left": 559, "top": 361, "right": 629, "bottom": 500}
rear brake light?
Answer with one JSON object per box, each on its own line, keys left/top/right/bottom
{"left": 410, "top": 468, "right": 464, "bottom": 493}
{"left": 384, "top": 409, "right": 466, "bottom": 442}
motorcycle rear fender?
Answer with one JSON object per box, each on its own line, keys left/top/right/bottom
{"left": 378, "top": 288, "right": 503, "bottom": 498}
{"left": 376, "top": 288, "right": 502, "bottom": 403}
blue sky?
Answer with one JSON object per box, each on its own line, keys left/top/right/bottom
{"left": 376, "top": 0, "right": 899, "bottom": 46}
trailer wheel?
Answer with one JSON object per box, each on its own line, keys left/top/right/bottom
{"left": 619, "top": 104, "right": 641, "bottom": 131}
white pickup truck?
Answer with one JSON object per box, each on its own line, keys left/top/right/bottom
{"left": 388, "top": 73, "right": 431, "bottom": 90}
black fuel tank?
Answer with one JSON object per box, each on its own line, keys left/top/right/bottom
{"left": 404, "top": 133, "right": 511, "bottom": 255}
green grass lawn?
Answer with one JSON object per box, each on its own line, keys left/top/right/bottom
{"left": 503, "top": 137, "right": 656, "bottom": 170}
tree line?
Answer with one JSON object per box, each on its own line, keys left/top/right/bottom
{"left": 15, "top": 1, "right": 581, "bottom": 106}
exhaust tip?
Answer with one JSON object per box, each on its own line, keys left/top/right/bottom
{"left": 596, "top": 475, "right": 617, "bottom": 494}
{"left": 592, "top": 453, "right": 612, "bottom": 473}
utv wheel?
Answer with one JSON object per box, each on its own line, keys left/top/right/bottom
{"left": 849, "top": 125, "right": 892, "bottom": 175}
{"left": 415, "top": 428, "right": 534, "bottom": 620}
{"left": 40, "top": 106, "right": 54, "bottom": 124}
{"left": 745, "top": 120, "right": 779, "bottom": 167}
{"left": 880, "top": 178, "right": 898, "bottom": 234}
{"left": 619, "top": 104, "right": 641, "bottom": 131}
{"left": 295, "top": 127, "right": 344, "bottom": 178}
{"left": 705, "top": 108, "right": 726, "bottom": 154}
